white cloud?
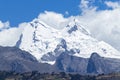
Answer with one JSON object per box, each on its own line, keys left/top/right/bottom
{"left": 105, "top": 1, "right": 120, "bottom": 9}
{"left": 0, "top": 28, "right": 20, "bottom": 46}
{"left": 0, "top": 21, "right": 10, "bottom": 30}
{"left": 0, "top": 21, "right": 4, "bottom": 29}
{"left": 76, "top": 1, "right": 120, "bottom": 50}
{"left": 65, "top": 11, "right": 69, "bottom": 15}
{"left": 0, "top": 22, "right": 25, "bottom": 46}
{"left": 79, "top": 0, "right": 96, "bottom": 14}
{"left": 38, "top": 11, "right": 68, "bottom": 29}
{"left": 80, "top": 0, "right": 89, "bottom": 9}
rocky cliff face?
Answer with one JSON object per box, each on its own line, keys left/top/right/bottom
{"left": 87, "top": 52, "right": 120, "bottom": 74}
{"left": 0, "top": 46, "right": 120, "bottom": 74}
{"left": 54, "top": 52, "right": 120, "bottom": 74}
{"left": 0, "top": 46, "right": 52, "bottom": 73}
{"left": 54, "top": 52, "right": 88, "bottom": 73}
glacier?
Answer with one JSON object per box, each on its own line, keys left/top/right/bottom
{"left": 0, "top": 18, "right": 120, "bottom": 65}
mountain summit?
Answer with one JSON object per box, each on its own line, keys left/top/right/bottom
{"left": 0, "top": 18, "right": 120, "bottom": 74}
{"left": 13, "top": 18, "right": 120, "bottom": 64}
{"left": 0, "top": 18, "right": 120, "bottom": 65}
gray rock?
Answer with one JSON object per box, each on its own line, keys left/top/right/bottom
{"left": 55, "top": 52, "right": 120, "bottom": 74}
{"left": 0, "top": 46, "right": 120, "bottom": 74}
{"left": 87, "top": 52, "right": 120, "bottom": 74}
{"left": 54, "top": 52, "right": 88, "bottom": 74}
{"left": 0, "top": 46, "right": 52, "bottom": 73}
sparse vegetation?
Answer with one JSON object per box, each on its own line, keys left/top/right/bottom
{"left": 0, "top": 71, "right": 120, "bottom": 80}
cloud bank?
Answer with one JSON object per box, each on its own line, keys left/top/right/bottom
{"left": 37, "top": 0, "right": 120, "bottom": 50}
{"left": 77, "top": 0, "right": 120, "bottom": 50}
{"left": 0, "top": 22, "right": 25, "bottom": 46}
{"left": 0, "top": 21, "right": 10, "bottom": 30}
{"left": 38, "top": 11, "right": 68, "bottom": 29}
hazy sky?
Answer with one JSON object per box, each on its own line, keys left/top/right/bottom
{"left": 0, "top": 0, "right": 120, "bottom": 51}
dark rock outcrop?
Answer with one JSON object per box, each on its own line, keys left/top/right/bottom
{"left": 87, "top": 52, "right": 120, "bottom": 74}
{"left": 0, "top": 46, "right": 52, "bottom": 73}
{"left": 54, "top": 52, "right": 120, "bottom": 74}
{"left": 0, "top": 46, "right": 120, "bottom": 74}
{"left": 54, "top": 52, "right": 88, "bottom": 73}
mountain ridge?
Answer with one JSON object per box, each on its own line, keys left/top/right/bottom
{"left": 16, "top": 18, "right": 120, "bottom": 64}
{"left": 0, "top": 18, "right": 120, "bottom": 65}
{"left": 0, "top": 46, "right": 120, "bottom": 74}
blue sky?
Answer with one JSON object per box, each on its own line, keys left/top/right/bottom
{"left": 0, "top": 0, "right": 119, "bottom": 26}
{"left": 0, "top": 0, "right": 80, "bottom": 26}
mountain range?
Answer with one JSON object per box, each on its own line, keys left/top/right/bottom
{"left": 0, "top": 18, "right": 120, "bottom": 74}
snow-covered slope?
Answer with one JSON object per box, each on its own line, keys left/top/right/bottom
{"left": 0, "top": 18, "right": 120, "bottom": 65}
{"left": 14, "top": 18, "right": 120, "bottom": 64}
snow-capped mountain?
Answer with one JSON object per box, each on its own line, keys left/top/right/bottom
{"left": 1, "top": 18, "right": 120, "bottom": 74}
{"left": 0, "top": 17, "right": 120, "bottom": 65}
{"left": 13, "top": 18, "right": 120, "bottom": 64}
